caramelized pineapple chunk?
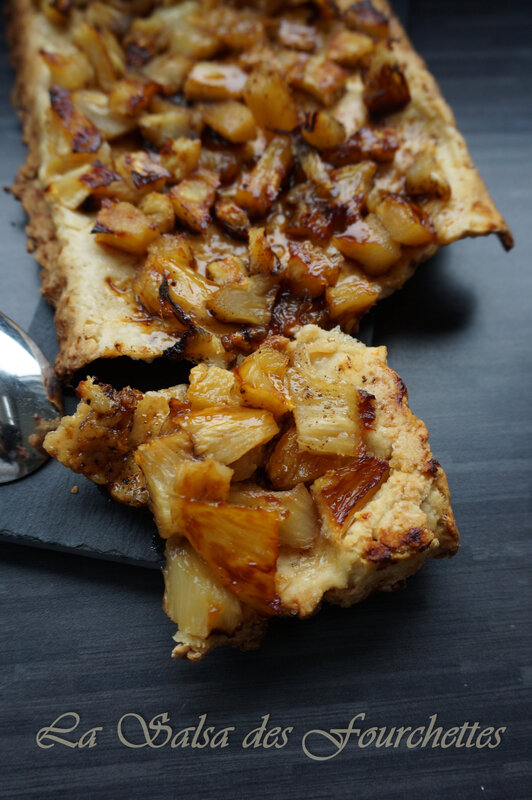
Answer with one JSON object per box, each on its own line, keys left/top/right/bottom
{"left": 229, "top": 443, "right": 267, "bottom": 481}
{"left": 277, "top": 19, "right": 317, "bottom": 52}
{"left": 74, "top": 22, "right": 119, "bottom": 92}
{"left": 328, "top": 161, "right": 377, "bottom": 221}
{"left": 266, "top": 425, "right": 349, "bottom": 490}
{"left": 163, "top": 538, "right": 243, "bottom": 640}
{"left": 296, "top": 55, "right": 346, "bottom": 107}
{"left": 139, "top": 108, "right": 201, "bottom": 147}
{"left": 201, "top": 101, "right": 257, "bottom": 143}
{"left": 311, "top": 448, "right": 389, "bottom": 535}
{"left": 108, "top": 78, "right": 158, "bottom": 117}
{"left": 159, "top": 137, "right": 202, "bottom": 183}
{"left": 170, "top": 23, "right": 221, "bottom": 59}
{"left": 333, "top": 214, "right": 402, "bottom": 275}
{"left": 322, "top": 126, "right": 400, "bottom": 166}
{"left": 286, "top": 240, "right": 340, "bottom": 298}
{"left": 143, "top": 53, "right": 192, "bottom": 95}
{"left": 405, "top": 153, "right": 451, "bottom": 200}
{"left": 169, "top": 169, "right": 220, "bottom": 232}
{"left": 49, "top": 85, "right": 102, "bottom": 162}
{"left": 207, "top": 275, "right": 278, "bottom": 326}
{"left": 235, "top": 136, "right": 293, "bottom": 217}
{"left": 326, "top": 273, "right": 379, "bottom": 320}
{"left": 180, "top": 407, "right": 279, "bottom": 465}
{"left": 184, "top": 63, "right": 248, "bottom": 101}
{"left": 228, "top": 482, "right": 319, "bottom": 550}
{"left": 375, "top": 195, "right": 436, "bottom": 246}
{"left": 288, "top": 340, "right": 362, "bottom": 456}
{"left": 139, "top": 192, "right": 175, "bottom": 234}
{"left": 40, "top": 49, "right": 93, "bottom": 91}
{"left": 45, "top": 165, "right": 92, "bottom": 209}
{"left": 92, "top": 201, "right": 159, "bottom": 255}
{"left": 135, "top": 434, "right": 226, "bottom": 537}
{"left": 343, "top": 0, "right": 390, "bottom": 39}
{"left": 173, "top": 498, "right": 279, "bottom": 614}
{"left": 115, "top": 151, "right": 171, "bottom": 200}
{"left": 41, "top": 0, "right": 72, "bottom": 25}
{"left": 243, "top": 70, "right": 300, "bottom": 132}
{"left": 248, "top": 228, "right": 282, "bottom": 276}
{"left": 363, "top": 45, "right": 411, "bottom": 116}
{"left": 301, "top": 110, "right": 346, "bottom": 150}
{"left": 214, "top": 199, "right": 250, "bottom": 239}
{"left": 186, "top": 363, "right": 242, "bottom": 410}
{"left": 327, "top": 30, "right": 374, "bottom": 66}
{"left": 206, "top": 255, "right": 248, "bottom": 286}
{"left": 235, "top": 345, "right": 292, "bottom": 416}
{"left": 72, "top": 89, "right": 137, "bottom": 140}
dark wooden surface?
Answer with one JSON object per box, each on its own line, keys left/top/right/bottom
{"left": 1, "top": 2, "right": 531, "bottom": 797}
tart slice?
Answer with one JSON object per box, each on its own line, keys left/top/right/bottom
{"left": 44, "top": 325, "right": 459, "bottom": 659}
{"left": 9, "top": 0, "right": 512, "bottom": 379}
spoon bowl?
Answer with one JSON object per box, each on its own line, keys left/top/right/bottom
{"left": 0, "top": 312, "right": 62, "bottom": 484}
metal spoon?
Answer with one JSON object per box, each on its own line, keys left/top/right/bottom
{"left": 0, "top": 312, "right": 62, "bottom": 484}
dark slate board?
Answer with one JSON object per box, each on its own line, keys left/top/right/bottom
{"left": 1, "top": 2, "right": 531, "bottom": 799}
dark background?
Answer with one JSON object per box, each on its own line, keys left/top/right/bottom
{"left": 1, "top": 1, "right": 531, "bottom": 797}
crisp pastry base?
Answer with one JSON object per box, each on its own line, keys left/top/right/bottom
{"left": 44, "top": 325, "right": 459, "bottom": 659}
{"left": 8, "top": 0, "right": 512, "bottom": 380}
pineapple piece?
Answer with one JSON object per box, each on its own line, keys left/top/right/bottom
{"left": 287, "top": 341, "right": 362, "bottom": 456}
{"left": 172, "top": 498, "right": 280, "bottom": 614}
{"left": 169, "top": 23, "right": 221, "bottom": 59}
{"left": 163, "top": 538, "right": 243, "bottom": 639}
{"left": 169, "top": 169, "right": 220, "bottom": 232}
{"left": 214, "top": 199, "right": 250, "bottom": 240}
{"left": 333, "top": 214, "right": 402, "bottom": 275}
{"left": 311, "top": 448, "right": 389, "bottom": 536}
{"left": 301, "top": 110, "right": 346, "bottom": 150}
{"left": 40, "top": 49, "right": 93, "bottom": 91}
{"left": 296, "top": 55, "right": 346, "bottom": 107}
{"left": 72, "top": 89, "right": 136, "bottom": 140}
{"left": 326, "top": 273, "right": 379, "bottom": 320}
{"left": 181, "top": 406, "right": 279, "bottom": 464}
{"left": 219, "top": 12, "right": 265, "bottom": 51}
{"left": 139, "top": 108, "right": 201, "bottom": 147}
{"left": 198, "top": 148, "right": 240, "bottom": 183}
{"left": 184, "top": 63, "right": 248, "bottom": 101}
{"left": 327, "top": 30, "right": 374, "bottom": 66}
{"left": 135, "top": 434, "right": 229, "bottom": 537}
{"left": 277, "top": 19, "right": 317, "bottom": 52}
{"left": 143, "top": 53, "right": 192, "bottom": 95}
{"left": 285, "top": 183, "right": 335, "bottom": 243}
{"left": 405, "top": 153, "right": 451, "bottom": 200}
{"left": 266, "top": 424, "right": 350, "bottom": 490}
{"left": 342, "top": 0, "right": 390, "bottom": 39}
{"left": 186, "top": 363, "right": 242, "bottom": 410}
{"left": 134, "top": 237, "right": 218, "bottom": 325}
{"left": 45, "top": 165, "right": 92, "bottom": 210}
{"left": 207, "top": 275, "right": 278, "bottom": 326}
{"left": 235, "top": 344, "right": 292, "bottom": 416}
{"left": 235, "top": 136, "right": 293, "bottom": 217}
{"left": 229, "top": 482, "right": 319, "bottom": 550}
{"left": 139, "top": 192, "right": 175, "bottom": 234}
{"left": 206, "top": 255, "right": 247, "bottom": 286}
{"left": 114, "top": 151, "right": 170, "bottom": 201}
{"left": 286, "top": 240, "right": 340, "bottom": 298}
{"left": 79, "top": 159, "right": 126, "bottom": 202}
{"left": 375, "top": 195, "right": 437, "bottom": 246}
{"left": 327, "top": 161, "right": 377, "bottom": 221}
{"left": 92, "top": 201, "right": 159, "bottom": 255}
{"left": 74, "top": 22, "right": 118, "bottom": 92}
{"left": 41, "top": 0, "right": 72, "bottom": 25}
{"left": 229, "top": 443, "right": 266, "bottom": 482}
{"left": 322, "top": 125, "right": 400, "bottom": 166}
{"left": 201, "top": 101, "right": 257, "bottom": 143}
{"left": 108, "top": 78, "right": 158, "bottom": 117}
{"left": 159, "top": 137, "right": 202, "bottom": 183}
{"left": 243, "top": 70, "right": 300, "bottom": 132}
{"left": 248, "top": 228, "right": 282, "bottom": 276}
{"left": 84, "top": 2, "right": 129, "bottom": 34}
{"left": 362, "top": 44, "right": 411, "bottom": 116}
{"left": 48, "top": 86, "right": 102, "bottom": 168}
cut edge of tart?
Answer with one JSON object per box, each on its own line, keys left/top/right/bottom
{"left": 8, "top": 0, "right": 512, "bottom": 380}
{"left": 43, "top": 324, "right": 459, "bottom": 660}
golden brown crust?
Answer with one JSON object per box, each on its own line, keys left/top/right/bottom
{"left": 7, "top": 0, "right": 512, "bottom": 380}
